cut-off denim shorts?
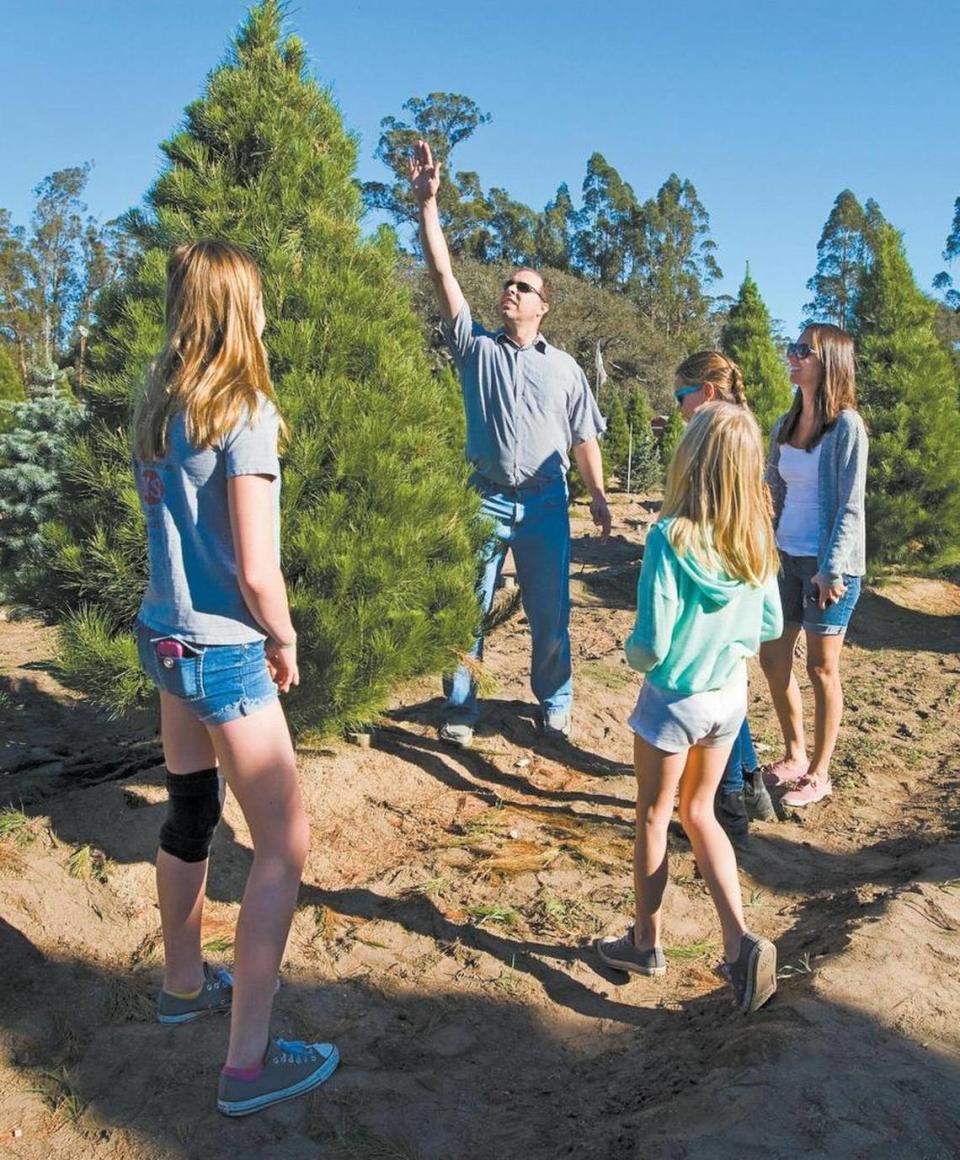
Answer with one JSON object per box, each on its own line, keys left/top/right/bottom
{"left": 137, "top": 621, "right": 278, "bottom": 726}
{"left": 777, "top": 552, "right": 861, "bottom": 636}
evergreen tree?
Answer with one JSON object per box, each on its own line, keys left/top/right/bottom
{"left": 572, "top": 154, "right": 639, "bottom": 288}
{"left": 0, "top": 342, "right": 25, "bottom": 433}
{"left": 629, "top": 174, "right": 721, "bottom": 340}
{"left": 602, "top": 391, "right": 630, "bottom": 483}
{"left": 659, "top": 408, "right": 685, "bottom": 472}
{"left": 721, "top": 266, "right": 793, "bottom": 433}
{"left": 855, "top": 220, "right": 960, "bottom": 564}
{"left": 534, "top": 184, "right": 575, "bottom": 271}
{"left": 804, "top": 190, "right": 868, "bottom": 330}
{"left": 30, "top": 1, "right": 484, "bottom": 732}
{"left": 624, "top": 385, "right": 661, "bottom": 492}
{"left": 0, "top": 389, "right": 83, "bottom": 594}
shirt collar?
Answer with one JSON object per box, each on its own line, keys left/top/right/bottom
{"left": 495, "top": 329, "right": 548, "bottom": 353}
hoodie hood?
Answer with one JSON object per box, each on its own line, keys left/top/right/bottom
{"left": 656, "top": 519, "right": 743, "bottom": 609}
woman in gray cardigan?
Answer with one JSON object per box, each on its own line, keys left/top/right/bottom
{"left": 759, "top": 324, "right": 868, "bottom": 808}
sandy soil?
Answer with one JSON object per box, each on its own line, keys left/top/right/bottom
{"left": 1, "top": 492, "right": 959, "bottom": 1159}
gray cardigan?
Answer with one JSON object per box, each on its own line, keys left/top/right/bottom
{"left": 766, "top": 408, "right": 868, "bottom": 582}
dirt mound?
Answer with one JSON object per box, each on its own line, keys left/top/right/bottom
{"left": 1, "top": 494, "right": 959, "bottom": 1158}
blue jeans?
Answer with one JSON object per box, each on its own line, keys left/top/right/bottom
{"left": 444, "top": 477, "right": 572, "bottom": 725}
{"left": 719, "top": 718, "right": 760, "bottom": 797}
{"left": 137, "top": 621, "right": 277, "bottom": 726}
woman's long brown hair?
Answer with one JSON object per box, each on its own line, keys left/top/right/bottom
{"left": 777, "top": 323, "right": 857, "bottom": 449}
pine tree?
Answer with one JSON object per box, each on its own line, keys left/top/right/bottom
{"left": 804, "top": 190, "right": 868, "bottom": 330}
{"left": 855, "top": 220, "right": 960, "bottom": 564}
{"left": 659, "top": 408, "right": 685, "bottom": 472}
{"left": 721, "top": 266, "right": 793, "bottom": 434}
{"left": 0, "top": 342, "right": 26, "bottom": 433}
{"left": 0, "top": 389, "right": 84, "bottom": 594}
{"left": 30, "top": 1, "right": 484, "bottom": 733}
{"left": 602, "top": 392, "right": 630, "bottom": 484}
{"left": 624, "top": 385, "right": 661, "bottom": 492}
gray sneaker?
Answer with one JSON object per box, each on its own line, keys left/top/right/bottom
{"left": 217, "top": 1038, "right": 340, "bottom": 1117}
{"left": 157, "top": 962, "right": 233, "bottom": 1025}
{"left": 718, "top": 932, "right": 777, "bottom": 1013}
{"left": 744, "top": 769, "right": 777, "bottom": 822}
{"left": 439, "top": 721, "right": 474, "bottom": 748}
{"left": 596, "top": 929, "right": 667, "bottom": 976}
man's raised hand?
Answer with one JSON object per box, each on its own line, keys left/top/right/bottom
{"left": 408, "top": 139, "right": 442, "bottom": 204}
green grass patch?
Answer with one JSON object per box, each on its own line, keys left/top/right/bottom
{"left": 0, "top": 808, "right": 33, "bottom": 844}
{"left": 466, "top": 903, "right": 519, "bottom": 928}
{"left": 664, "top": 939, "right": 718, "bottom": 961}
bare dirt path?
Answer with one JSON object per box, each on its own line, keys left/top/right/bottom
{"left": 1, "top": 493, "right": 959, "bottom": 1159}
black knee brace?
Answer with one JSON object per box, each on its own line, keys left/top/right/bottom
{"left": 159, "top": 767, "right": 224, "bottom": 863}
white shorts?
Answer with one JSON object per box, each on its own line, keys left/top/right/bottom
{"left": 628, "top": 672, "right": 747, "bottom": 754}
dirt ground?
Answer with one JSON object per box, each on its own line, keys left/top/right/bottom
{"left": 2, "top": 491, "right": 959, "bottom": 1160}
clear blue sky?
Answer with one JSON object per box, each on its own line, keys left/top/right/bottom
{"left": 3, "top": 0, "right": 958, "bottom": 332}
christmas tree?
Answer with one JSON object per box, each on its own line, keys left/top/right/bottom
{"left": 31, "top": 1, "right": 484, "bottom": 733}
{"left": 721, "top": 266, "right": 793, "bottom": 434}
{"left": 855, "top": 220, "right": 960, "bottom": 565}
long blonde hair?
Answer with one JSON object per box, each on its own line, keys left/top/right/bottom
{"left": 134, "top": 240, "right": 282, "bottom": 461}
{"left": 675, "top": 350, "right": 747, "bottom": 407}
{"left": 662, "top": 402, "right": 779, "bottom": 585}
{"left": 777, "top": 323, "right": 857, "bottom": 449}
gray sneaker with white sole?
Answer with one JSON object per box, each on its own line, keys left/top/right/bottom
{"left": 718, "top": 932, "right": 777, "bottom": 1013}
{"left": 157, "top": 962, "right": 233, "bottom": 1025}
{"left": 596, "top": 929, "right": 667, "bottom": 976}
{"left": 217, "top": 1038, "right": 340, "bottom": 1117}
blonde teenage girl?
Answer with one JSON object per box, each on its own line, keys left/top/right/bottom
{"left": 598, "top": 403, "right": 782, "bottom": 1013}
{"left": 673, "top": 352, "right": 776, "bottom": 838}
{"left": 133, "top": 240, "right": 339, "bottom": 1116}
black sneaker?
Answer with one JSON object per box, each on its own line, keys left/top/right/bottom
{"left": 715, "top": 789, "right": 750, "bottom": 848}
{"left": 717, "top": 932, "right": 777, "bottom": 1013}
{"left": 743, "top": 768, "right": 776, "bottom": 822}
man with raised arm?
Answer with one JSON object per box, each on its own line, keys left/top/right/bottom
{"left": 410, "top": 139, "right": 611, "bottom": 748}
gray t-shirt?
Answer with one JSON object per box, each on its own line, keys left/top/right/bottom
{"left": 135, "top": 397, "right": 281, "bottom": 643}
{"left": 442, "top": 302, "right": 606, "bottom": 488}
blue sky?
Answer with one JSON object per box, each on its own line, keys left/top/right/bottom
{"left": 3, "top": 0, "right": 958, "bottom": 332}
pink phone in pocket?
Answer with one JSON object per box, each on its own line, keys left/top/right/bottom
{"left": 156, "top": 640, "right": 186, "bottom": 660}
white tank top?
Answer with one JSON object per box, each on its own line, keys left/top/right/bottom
{"left": 776, "top": 442, "right": 821, "bottom": 557}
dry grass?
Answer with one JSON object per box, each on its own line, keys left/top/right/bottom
{"left": 475, "top": 841, "right": 560, "bottom": 879}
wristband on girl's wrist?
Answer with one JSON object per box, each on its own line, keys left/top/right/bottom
{"left": 273, "top": 637, "right": 297, "bottom": 651}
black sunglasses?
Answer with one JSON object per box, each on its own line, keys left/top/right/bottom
{"left": 503, "top": 278, "right": 546, "bottom": 301}
{"left": 786, "top": 341, "right": 815, "bottom": 359}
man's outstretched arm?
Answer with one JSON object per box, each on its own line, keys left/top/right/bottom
{"left": 410, "top": 139, "right": 464, "bottom": 323}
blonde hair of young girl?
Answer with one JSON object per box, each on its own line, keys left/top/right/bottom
{"left": 134, "top": 239, "right": 285, "bottom": 462}
{"left": 662, "top": 401, "right": 779, "bottom": 587}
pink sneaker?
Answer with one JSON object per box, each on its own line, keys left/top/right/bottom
{"left": 763, "top": 759, "right": 809, "bottom": 788}
{"left": 782, "top": 776, "right": 832, "bottom": 808}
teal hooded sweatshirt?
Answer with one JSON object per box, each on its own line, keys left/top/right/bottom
{"left": 625, "top": 519, "right": 783, "bottom": 694}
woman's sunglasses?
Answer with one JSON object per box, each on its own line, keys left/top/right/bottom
{"left": 786, "top": 341, "right": 815, "bottom": 359}
{"left": 674, "top": 384, "right": 702, "bottom": 406}
{"left": 503, "top": 278, "right": 546, "bottom": 301}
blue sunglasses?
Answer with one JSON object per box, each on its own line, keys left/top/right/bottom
{"left": 674, "top": 383, "right": 702, "bottom": 405}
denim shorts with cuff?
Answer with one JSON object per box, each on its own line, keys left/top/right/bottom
{"left": 777, "top": 553, "right": 861, "bottom": 636}
{"left": 136, "top": 621, "right": 278, "bottom": 725}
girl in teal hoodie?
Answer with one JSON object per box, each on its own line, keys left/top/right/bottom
{"left": 597, "top": 403, "right": 783, "bottom": 1013}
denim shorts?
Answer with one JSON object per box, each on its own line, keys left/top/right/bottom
{"left": 136, "top": 621, "right": 277, "bottom": 725}
{"left": 628, "top": 671, "right": 747, "bottom": 754}
{"left": 777, "top": 553, "right": 861, "bottom": 636}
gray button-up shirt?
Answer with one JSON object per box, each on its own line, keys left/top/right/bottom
{"left": 442, "top": 302, "right": 606, "bottom": 489}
